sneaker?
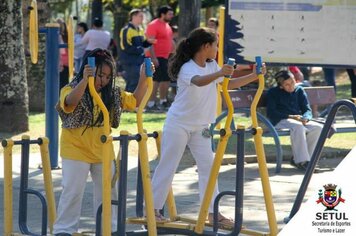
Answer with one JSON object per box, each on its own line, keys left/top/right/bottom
{"left": 145, "top": 105, "right": 161, "bottom": 113}
{"left": 290, "top": 159, "right": 308, "bottom": 171}
{"left": 157, "top": 102, "right": 170, "bottom": 112}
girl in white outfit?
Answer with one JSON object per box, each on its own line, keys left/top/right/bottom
{"left": 151, "top": 27, "right": 266, "bottom": 227}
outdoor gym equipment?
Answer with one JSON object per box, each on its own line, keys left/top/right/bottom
{"left": 89, "top": 58, "right": 159, "bottom": 235}
{"left": 28, "top": 0, "right": 74, "bottom": 168}
{"left": 284, "top": 99, "right": 356, "bottom": 223}
{"left": 208, "top": 57, "right": 278, "bottom": 235}
{"left": 87, "top": 56, "right": 113, "bottom": 236}
{"left": 130, "top": 58, "right": 247, "bottom": 235}
{"left": 2, "top": 135, "right": 56, "bottom": 236}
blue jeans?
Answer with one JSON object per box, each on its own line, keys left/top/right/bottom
{"left": 122, "top": 64, "right": 140, "bottom": 92}
{"left": 323, "top": 68, "right": 336, "bottom": 91}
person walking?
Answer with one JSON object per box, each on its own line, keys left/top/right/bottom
{"left": 74, "top": 22, "right": 88, "bottom": 74}
{"left": 57, "top": 18, "right": 69, "bottom": 91}
{"left": 80, "top": 17, "right": 111, "bottom": 56}
{"left": 145, "top": 5, "right": 174, "bottom": 111}
{"left": 120, "top": 9, "right": 155, "bottom": 92}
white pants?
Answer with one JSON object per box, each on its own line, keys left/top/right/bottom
{"left": 53, "top": 159, "right": 118, "bottom": 234}
{"left": 275, "top": 119, "right": 323, "bottom": 163}
{"left": 151, "top": 120, "right": 219, "bottom": 213}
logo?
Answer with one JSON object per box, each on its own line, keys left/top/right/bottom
{"left": 316, "top": 184, "right": 345, "bottom": 211}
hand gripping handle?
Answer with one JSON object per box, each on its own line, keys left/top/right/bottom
{"left": 88, "top": 57, "right": 95, "bottom": 68}
{"left": 225, "top": 58, "right": 235, "bottom": 78}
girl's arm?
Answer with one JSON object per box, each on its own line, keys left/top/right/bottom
{"left": 133, "top": 64, "right": 149, "bottom": 107}
{"left": 191, "top": 64, "right": 234, "bottom": 87}
{"left": 64, "top": 65, "right": 93, "bottom": 108}
{"left": 227, "top": 64, "right": 266, "bottom": 90}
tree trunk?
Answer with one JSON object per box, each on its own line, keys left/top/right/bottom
{"left": 22, "top": 0, "right": 51, "bottom": 112}
{"left": 113, "top": 0, "right": 128, "bottom": 56}
{"left": 178, "top": 0, "right": 201, "bottom": 38}
{"left": 0, "top": 0, "right": 29, "bottom": 133}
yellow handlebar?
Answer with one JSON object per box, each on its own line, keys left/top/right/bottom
{"left": 88, "top": 77, "right": 110, "bottom": 134}
{"left": 67, "top": 16, "right": 74, "bottom": 79}
{"left": 88, "top": 76, "right": 112, "bottom": 236}
{"left": 222, "top": 77, "right": 234, "bottom": 131}
{"left": 251, "top": 73, "right": 265, "bottom": 128}
{"left": 251, "top": 57, "right": 264, "bottom": 128}
{"left": 137, "top": 77, "right": 153, "bottom": 132}
{"left": 29, "top": 0, "right": 38, "bottom": 64}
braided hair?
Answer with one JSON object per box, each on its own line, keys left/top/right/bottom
{"left": 73, "top": 48, "right": 117, "bottom": 129}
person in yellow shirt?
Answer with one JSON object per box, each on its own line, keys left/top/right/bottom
{"left": 53, "top": 48, "right": 149, "bottom": 235}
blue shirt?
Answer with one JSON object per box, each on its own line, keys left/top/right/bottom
{"left": 266, "top": 85, "right": 312, "bottom": 126}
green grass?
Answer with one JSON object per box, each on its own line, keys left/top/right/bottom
{"left": 1, "top": 71, "right": 355, "bottom": 160}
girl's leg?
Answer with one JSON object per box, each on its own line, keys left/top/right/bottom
{"left": 91, "top": 161, "right": 118, "bottom": 230}
{"left": 151, "top": 121, "right": 189, "bottom": 210}
{"left": 53, "top": 159, "right": 90, "bottom": 235}
{"left": 188, "top": 126, "right": 219, "bottom": 213}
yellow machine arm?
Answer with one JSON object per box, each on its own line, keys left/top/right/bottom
{"left": 29, "top": 0, "right": 38, "bottom": 64}
{"left": 67, "top": 16, "right": 74, "bottom": 79}
{"left": 195, "top": 58, "right": 236, "bottom": 233}
{"left": 242, "top": 56, "right": 278, "bottom": 236}
{"left": 87, "top": 57, "right": 112, "bottom": 236}
{"left": 135, "top": 58, "right": 158, "bottom": 235}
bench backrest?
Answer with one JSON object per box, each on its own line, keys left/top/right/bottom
{"left": 222, "top": 86, "right": 336, "bottom": 109}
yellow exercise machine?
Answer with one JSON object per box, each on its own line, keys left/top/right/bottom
{"left": 88, "top": 58, "right": 159, "bottom": 235}
{"left": 87, "top": 57, "right": 113, "bottom": 236}
{"left": 2, "top": 135, "right": 56, "bottom": 236}
{"left": 137, "top": 57, "right": 278, "bottom": 235}
{"left": 28, "top": 0, "right": 75, "bottom": 169}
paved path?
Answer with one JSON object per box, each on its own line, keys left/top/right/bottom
{"left": 0, "top": 150, "right": 350, "bottom": 235}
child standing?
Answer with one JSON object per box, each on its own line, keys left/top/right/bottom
{"left": 53, "top": 48, "right": 149, "bottom": 235}
{"left": 151, "top": 27, "right": 265, "bottom": 227}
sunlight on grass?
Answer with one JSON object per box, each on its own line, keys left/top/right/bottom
{"left": 1, "top": 74, "right": 354, "bottom": 161}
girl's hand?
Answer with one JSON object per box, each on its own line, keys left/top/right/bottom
{"left": 220, "top": 63, "right": 234, "bottom": 77}
{"left": 83, "top": 65, "right": 94, "bottom": 82}
{"left": 252, "top": 63, "right": 267, "bottom": 75}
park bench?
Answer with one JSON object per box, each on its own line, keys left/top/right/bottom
{"left": 211, "top": 86, "right": 356, "bottom": 173}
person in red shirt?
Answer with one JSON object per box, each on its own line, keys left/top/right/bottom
{"left": 145, "top": 5, "right": 174, "bottom": 111}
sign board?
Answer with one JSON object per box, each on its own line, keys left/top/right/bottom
{"left": 225, "top": 0, "right": 356, "bottom": 67}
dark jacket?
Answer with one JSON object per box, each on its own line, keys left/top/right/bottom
{"left": 119, "top": 22, "right": 151, "bottom": 65}
{"left": 266, "top": 85, "right": 312, "bottom": 126}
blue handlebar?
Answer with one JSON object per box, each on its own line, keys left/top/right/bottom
{"left": 255, "top": 56, "right": 262, "bottom": 74}
{"left": 225, "top": 58, "right": 235, "bottom": 78}
{"left": 144, "top": 58, "right": 153, "bottom": 77}
{"left": 88, "top": 57, "right": 95, "bottom": 68}
{"left": 227, "top": 58, "right": 235, "bottom": 66}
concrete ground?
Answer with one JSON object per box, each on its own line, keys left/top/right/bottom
{"left": 0, "top": 148, "right": 351, "bottom": 235}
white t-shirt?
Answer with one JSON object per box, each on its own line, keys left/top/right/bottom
{"left": 81, "top": 29, "right": 111, "bottom": 51}
{"left": 167, "top": 59, "right": 222, "bottom": 126}
{"left": 74, "top": 34, "right": 86, "bottom": 59}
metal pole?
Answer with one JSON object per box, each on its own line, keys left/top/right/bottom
{"left": 43, "top": 24, "right": 60, "bottom": 168}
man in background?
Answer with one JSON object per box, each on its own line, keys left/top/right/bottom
{"left": 145, "top": 5, "right": 174, "bottom": 111}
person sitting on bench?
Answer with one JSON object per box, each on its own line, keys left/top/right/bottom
{"left": 266, "top": 70, "right": 323, "bottom": 171}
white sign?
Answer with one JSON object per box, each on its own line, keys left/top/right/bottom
{"left": 226, "top": 0, "right": 356, "bottom": 66}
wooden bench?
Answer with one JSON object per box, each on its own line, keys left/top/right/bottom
{"left": 211, "top": 86, "right": 356, "bottom": 173}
